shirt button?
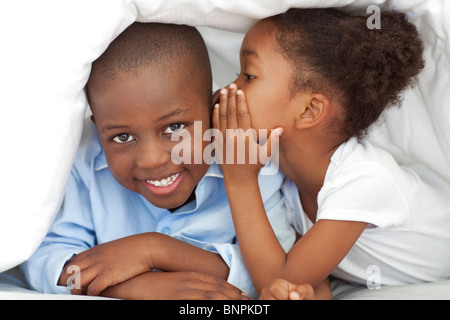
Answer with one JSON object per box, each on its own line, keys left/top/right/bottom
{"left": 161, "top": 227, "right": 171, "bottom": 235}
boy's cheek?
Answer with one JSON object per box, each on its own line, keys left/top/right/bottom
{"left": 212, "top": 89, "right": 221, "bottom": 107}
{"left": 106, "top": 158, "right": 134, "bottom": 187}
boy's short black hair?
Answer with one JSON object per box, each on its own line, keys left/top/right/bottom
{"left": 88, "top": 22, "right": 212, "bottom": 107}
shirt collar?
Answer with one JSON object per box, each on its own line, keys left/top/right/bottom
{"left": 94, "top": 149, "right": 108, "bottom": 171}
{"left": 77, "top": 125, "right": 107, "bottom": 171}
{"left": 202, "top": 162, "right": 224, "bottom": 178}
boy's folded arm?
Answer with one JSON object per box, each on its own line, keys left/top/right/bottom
{"left": 55, "top": 232, "right": 230, "bottom": 296}
{"left": 100, "top": 270, "right": 247, "bottom": 300}
{"left": 21, "top": 243, "right": 86, "bottom": 294}
{"left": 150, "top": 233, "right": 230, "bottom": 279}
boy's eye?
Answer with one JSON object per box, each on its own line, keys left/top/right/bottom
{"left": 164, "top": 123, "right": 186, "bottom": 134}
{"left": 112, "top": 133, "right": 134, "bottom": 144}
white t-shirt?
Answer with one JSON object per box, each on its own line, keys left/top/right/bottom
{"left": 283, "top": 137, "right": 450, "bottom": 286}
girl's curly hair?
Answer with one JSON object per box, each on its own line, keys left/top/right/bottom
{"left": 270, "top": 8, "right": 425, "bottom": 139}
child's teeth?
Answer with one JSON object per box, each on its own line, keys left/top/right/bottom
{"left": 147, "top": 172, "right": 180, "bottom": 187}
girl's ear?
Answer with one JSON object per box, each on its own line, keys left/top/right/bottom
{"left": 295, "top": 94, "right": 330, "bottom": 129}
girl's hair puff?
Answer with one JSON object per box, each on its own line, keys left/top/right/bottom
{"left": 271, "top": 8, "right": 425, "bottom": 139}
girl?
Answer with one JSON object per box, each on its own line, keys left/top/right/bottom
{"left": 213, "top": 8, "right": 450, "bottom": 299}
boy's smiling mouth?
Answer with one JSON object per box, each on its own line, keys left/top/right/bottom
{"left": 141, "top": 170, "right": 185, "bottom": 196}
{"left": 146, "top": 172, "right": 181, "bottom": 187}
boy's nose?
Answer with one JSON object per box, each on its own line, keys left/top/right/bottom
{"left": 135, "top": 140, "right": 171, "bottom": 170}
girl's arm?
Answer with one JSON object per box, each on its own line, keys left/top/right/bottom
{"left": 225, "top": 179, "right": 366, "bottom": 293}
{"left": 213, "top": 86, "right": 367, "bottom": 295}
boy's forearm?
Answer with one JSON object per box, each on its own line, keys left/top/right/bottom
{"left": 100, "top": 272, "right": 146, "bottom": 299}
{"left": 150, "top": 233, "right": 229, "bottom": 280}
{"left": 101, "top": 271, "right": 246, "bottom": 300}
{"left": 100, "top": 271, "right": 172, "bottom": 299}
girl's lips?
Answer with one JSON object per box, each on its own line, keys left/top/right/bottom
{"left": 142, "top": 170, "right": 184, "bottom": 196}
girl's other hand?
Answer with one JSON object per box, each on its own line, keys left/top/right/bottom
{"left": 259, "top": 278, "right": 315, "bottom": 300}
{"left": 260, "top": 278, "right": 334, "bottom": 300}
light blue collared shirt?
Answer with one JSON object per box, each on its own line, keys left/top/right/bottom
{"left": 21, "top": 126, "right": 295, "bottom": 298}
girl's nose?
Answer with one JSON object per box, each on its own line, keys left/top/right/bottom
{"left": 233, "top": 74, "right": 244, "bottom": 88}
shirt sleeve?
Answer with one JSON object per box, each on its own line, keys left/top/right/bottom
{"left": 207, "top": 242, "right": 258, "bottom": 299}
{"left": 21, "top": 166, "right": 96, "bottom": 294}
{"left": 317, "top": 162, "right": 409, "bottom": 228}
{"left": 264, "top": 186, "right": 296, "bottom": 253}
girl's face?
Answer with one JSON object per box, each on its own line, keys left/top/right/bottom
{"left": 233, "top": 19, "right": 302, "bottom": 136}
{"left": 88, "top": 66, "right": 210, "bottom": 210}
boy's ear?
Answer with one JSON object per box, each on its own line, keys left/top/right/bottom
{"left": 295, "top": 94, "right": 330, "bottom": 129}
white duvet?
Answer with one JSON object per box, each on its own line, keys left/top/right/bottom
{"left": 0, "top": 0, "right": 449, "bottom": 274}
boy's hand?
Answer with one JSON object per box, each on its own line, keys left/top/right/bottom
{"left": 59, "top": 233, "right": 155, "bottom": 296}
{"left": 101, "top": 271, "right": 250, "bottom": 300}
{"left": 260, "top": 278, "right": 315, "bottom": 300}
{"left": 212, "top": 83, "right": 283, "bottom": 180}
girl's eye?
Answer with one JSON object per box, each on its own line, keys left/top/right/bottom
{"left": 112, "top": 133, "right": 134, "bottom": 144}
{"left": 164, "top": 123, "right": 186, "bottom": 134}
{"left": 243, "top": 73, "right": 256, "bottom": 81}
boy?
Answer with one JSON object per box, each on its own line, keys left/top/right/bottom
{"left": 21, "top": 22, "right": 294, "bottom": 299}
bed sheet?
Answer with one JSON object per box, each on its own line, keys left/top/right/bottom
{"left": 0, "top": 267, "right": 110, "bottom": 300}
{"left": 1, "top": 267, "right": 449, "bottom": 300}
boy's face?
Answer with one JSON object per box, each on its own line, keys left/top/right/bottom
{"left": 88, "top": 65, "right": 210, "bottom": 210}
